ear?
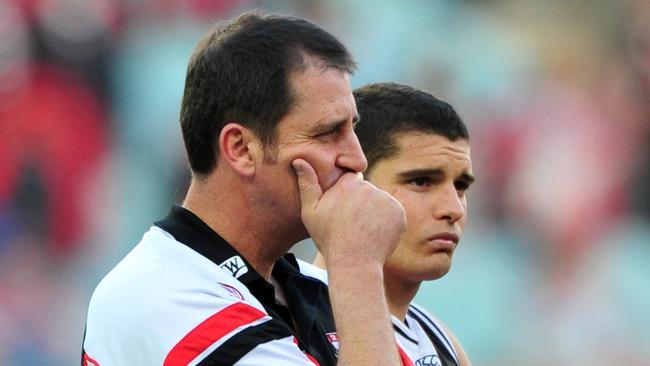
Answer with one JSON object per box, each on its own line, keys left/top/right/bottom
{"left": 218, "top": 123, "right": 260, "bottom": 177}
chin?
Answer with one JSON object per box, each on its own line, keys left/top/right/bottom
{"left": 424, "top": 267, "right": 451, "bottom": 281}
{"left": 422, "top": 260, "right": 452, "bottom": 280}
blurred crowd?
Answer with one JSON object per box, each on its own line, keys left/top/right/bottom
{"left": 1, "top": 0, "right": 648, "bottom": 365}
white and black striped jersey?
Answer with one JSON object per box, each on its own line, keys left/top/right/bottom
{"left": 396, "top": 304, "right": 460, "bottom": 366}
{"left": 82, "top": 206, "right": 339, "bottom": 366}
{"left": 298, "top": 260, "right": 460, "bottom": 366}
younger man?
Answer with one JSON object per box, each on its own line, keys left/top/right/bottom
{"left": 302, "top": 83, "right": 474, "bottom": 366}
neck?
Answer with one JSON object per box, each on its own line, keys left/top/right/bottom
{"left": 183, "top": 173, "right": 296, "bottom": 280}
{"left": 384, "top": 271, "right": 420, "bottom": 322}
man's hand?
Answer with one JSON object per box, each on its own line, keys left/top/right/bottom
{"left": 293, "top": 158, "right": 408, "bottom": 366}
{"left": 292, "top": 158, "right": 406, "bottom": 268}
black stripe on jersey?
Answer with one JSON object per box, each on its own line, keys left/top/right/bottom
{"left": 408, "top": 313, "right": 458, "bottom": 366}
{"left": 408, "top": 306, "right": 455, "bottom": 357}
{"left": 196, "top": 319, "right": 293, "bottom": 366}
{"left": 393, "top": 323, "right": 418, "bottom": 345}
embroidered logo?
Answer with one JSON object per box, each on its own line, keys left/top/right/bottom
{"left": 219, "top": 255, "right": 248, "bottom": 278}
{"left": 217, "top": 282, "right": 245, "bottom": 300}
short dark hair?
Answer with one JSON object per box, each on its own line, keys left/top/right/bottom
{"left": 180, "top": 11, "right": 356, "bottom": 175}
{"left": 353, "top": 82, "right": 469, "bottom": 173}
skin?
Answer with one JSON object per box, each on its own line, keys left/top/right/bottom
{"left": 371, "top": 133, "right": 473, "bottom": 308}
{"left": 314, "top": 132, "right": 475, "bottom": 365}
{"left": 251, "top": 62, "right": 369, "bottom": 249}
{"left": 184, "top": 58, "right": 407, "bottom": 366}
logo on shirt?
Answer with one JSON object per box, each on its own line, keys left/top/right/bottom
{"left": 415, "top": 355, "right": 441, "bottom": 366}
{"left": 326, "top": 332, "right": 340, "bottom": 350}
{"left": 217, "top": 282, "right": 245, "bottom": 300}
{"left": 219, "top": 255, "right": 248, "bottom": 278}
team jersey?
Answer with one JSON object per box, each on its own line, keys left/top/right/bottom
{"left": 298, "top": 260, "right": 460, "bottom": 366}
{"left": 82, "top": 206, "right": 339, "bottom": 366}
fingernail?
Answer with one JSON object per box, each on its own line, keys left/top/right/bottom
{"left": 292, "top": 161, "right": 302, "bottom": 174}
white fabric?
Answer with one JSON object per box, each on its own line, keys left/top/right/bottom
{"left": 83, "top": 227, "right": 315, "bottom": 366}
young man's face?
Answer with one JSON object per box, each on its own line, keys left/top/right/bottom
{"left": 367, "top": 133, "right": 474, "bottom": 284}
{"left": 254, "top": 62, "right": 367, "bottom": 240}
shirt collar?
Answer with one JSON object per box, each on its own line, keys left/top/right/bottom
{"left": 155, "top": 206, "right": 338, "bottom": 365}
{"left": 154, "top": 205, "right": 276, "bottom": 303}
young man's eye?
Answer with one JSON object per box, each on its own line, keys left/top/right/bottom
{"left": 409, "top": 177, "right": 431, "bottom": 187}
{"left": 455, "top": 180, "right": 470, "bottom": 191}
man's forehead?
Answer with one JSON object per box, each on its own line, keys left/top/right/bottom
{"left": 282, "top": 66, "right": 356, "bottom": 131}
{"left": 392, "top": 132, "right": 470, "bottom": 155}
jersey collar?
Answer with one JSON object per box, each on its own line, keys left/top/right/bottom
{"left": 154, "top": 205, "right": 275, "bottom": 303}
{"left": 155, "top": 205, "right": 338, "bottom": 366}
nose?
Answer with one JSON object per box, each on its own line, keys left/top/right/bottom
{"left": 434, "top": 185, "right": 465, "bottom": 224}
{"left": 336, "top": 128, "right": 368, "bottom": 173}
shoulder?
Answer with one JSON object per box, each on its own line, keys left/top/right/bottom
{"left": 295, "top": 258, "right": 329, "bottom": 284}
{"left": 89, "top": 226, "right": 258, "bottom": 308}
{"left": 84, "top": 227, "right": 315, "bottom": 365}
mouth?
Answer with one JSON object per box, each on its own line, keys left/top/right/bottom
{"left": 426, "top": 232, "right": 459, "bottom": 252}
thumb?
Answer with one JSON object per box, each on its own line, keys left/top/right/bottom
{"left": 292, "top": 159, "right": 322, "bottom": 210}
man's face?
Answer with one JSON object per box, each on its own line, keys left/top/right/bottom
{"left": 254, "top": 63, "right": 367, "bottom": 239}
{"left": 367, "top": 133, "right": 474, "bottom": 283}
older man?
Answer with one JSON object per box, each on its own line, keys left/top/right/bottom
{"left": 82, "top": 13, "right": 406, "bottom": 366}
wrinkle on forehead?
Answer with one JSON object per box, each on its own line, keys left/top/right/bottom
{"left": 393, "top": 133, "right": 471, "bottom": 165}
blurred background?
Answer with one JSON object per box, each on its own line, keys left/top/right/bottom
{"left": 1, "top": 0, "right": 649, "bottom": 364}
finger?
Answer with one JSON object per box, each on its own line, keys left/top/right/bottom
{"left": 292, "top": 159, "right": 323, "bottom": 210}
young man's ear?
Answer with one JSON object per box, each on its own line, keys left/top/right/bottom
{"left": 218, "top": 123, "right": 262, "bottom": 177}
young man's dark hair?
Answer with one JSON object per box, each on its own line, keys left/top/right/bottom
{"left": 353, "top": 82, "right": 469, "bottom": 173}
{"left": 181, "top": 11, "right": 356, "bottom": 174}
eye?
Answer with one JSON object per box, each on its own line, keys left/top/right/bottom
{"left": 316, "top": 129, "right": 337, "bottom": 138}
{"left": 409, "top": 177, "right": 431, "bottom": 187}
{"left": 455, "top": 180, "right": 470, "bottom": 192}
{"left": 314, "top": 125, "right": 343, "bottom": 140}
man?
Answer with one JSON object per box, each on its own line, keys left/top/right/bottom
{"left": 81, "top": 12, "right": 408, "bottom": 366}
{"left": 302, "top": 83, "right": 474, "bottom": 366}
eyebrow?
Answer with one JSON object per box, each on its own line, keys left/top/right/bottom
{"left": 397, "top": 168, "right": 476, "bottom": 184}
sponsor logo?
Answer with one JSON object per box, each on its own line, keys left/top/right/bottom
{"left": 217, "top": 282, "right": 245, "bottom": 300}
{"left": 219, "top": 255, "right": 248, "bottom": 278}
{"left": 326, "top": 332, "right": 340, "bottom": 350}
{"left": 415, "top": 355, "right": 441, "bottom": 366}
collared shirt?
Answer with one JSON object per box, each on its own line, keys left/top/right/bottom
{"left": 82, "top": 206, "right": 338, "bottom": 366}
{"left": 395, "top": 305, "right": 459, "bottom": 366}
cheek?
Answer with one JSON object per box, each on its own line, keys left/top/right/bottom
{"left": 278, "top": 145, "right": 336, "bottom": 189}
{"left": 457, "top": 212, "right": 468, "bottom": 231}
{"left": 392, "top": 190, "right": 425, "bottom": 222}
{"left": 459, "top": 198, "right": 469, "bottom": 227}
{"left": 391, "top": 191, "right": 428, "bottom": 236}
{"left": 304, "top": 151, "right": 343, "bottom": 191}
{"left": 316, "top": 168, "right": 342, "bottom": 192}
